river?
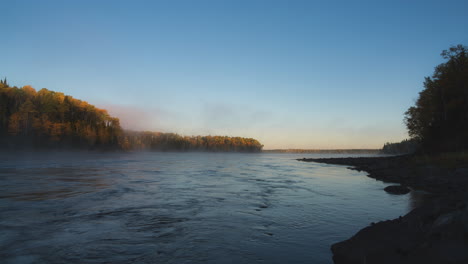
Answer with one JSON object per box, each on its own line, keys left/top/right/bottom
{"left": 0, "top": 152, "right": 418, "bottom": 263}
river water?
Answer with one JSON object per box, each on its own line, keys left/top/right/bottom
{"left": 0, "top": 152, "right": 417, "bottom": 264}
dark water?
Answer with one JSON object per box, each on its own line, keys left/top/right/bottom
{"left": 0, "top": 152, "right": 418, "bottom": 264}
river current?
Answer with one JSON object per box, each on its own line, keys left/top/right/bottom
{"left": 0, "top": 152, "right": 418, "bottom": 263}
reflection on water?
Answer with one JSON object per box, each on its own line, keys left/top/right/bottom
{"left": 0, "top": 152, "right": 415, "bottom": 264}
{"left": 0, "top": 167, "right": 112, "bottom": 200}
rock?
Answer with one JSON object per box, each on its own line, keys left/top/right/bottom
{"left": 299, "top": 155, "right": 468, "bottom": 263}
{"left": 331, "top": 197, "right": 468, "bottom": 264}
{"left": 384, "top": 185, "right": 411, "bottom": 194}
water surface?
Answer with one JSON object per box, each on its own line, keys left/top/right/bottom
{"left": 0, "top": 152, "right": 415, "bottom": 263}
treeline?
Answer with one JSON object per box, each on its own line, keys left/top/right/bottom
{"left": 0, "top": 80, "right": 263, "bottom": 152}
{"left": 122, "top": 131, "right": 263, "bottom": 152}
{"left": 263, "top": 149, "right": 379, "bottom": 154}
{"left": 405, "top": 45, "right": 468, "bottom": 153}
{"left": 0, "top": 79, "right": 122, "bottom": 149}
{"left": 381, "top": 139, "right": 419, "bottom": 155}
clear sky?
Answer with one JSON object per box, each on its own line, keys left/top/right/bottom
{"left": 2, "top": 0, "right": 468, "bottom": 149}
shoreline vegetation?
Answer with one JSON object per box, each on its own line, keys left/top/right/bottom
{"left": 0, "top": 80, "right": 263, "bottom": 152}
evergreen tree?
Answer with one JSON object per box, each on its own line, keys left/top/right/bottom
{"left": 405, "top": 45, "right": 468, "bottom": 152}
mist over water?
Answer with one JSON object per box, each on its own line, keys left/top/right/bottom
{"left": 0, "top": 152, "right": 415, "bottom": 263}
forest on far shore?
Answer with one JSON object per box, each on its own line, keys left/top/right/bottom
{"left": 0, "top": 80, "right": 263, "bottom": 152}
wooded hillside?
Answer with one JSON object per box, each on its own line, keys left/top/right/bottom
{"left": 0, "top": 80, "right": 263, "bottom": 152}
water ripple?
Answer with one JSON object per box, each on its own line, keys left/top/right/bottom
{"left": 0, "top": 152, "right": 413, "bottom": 264}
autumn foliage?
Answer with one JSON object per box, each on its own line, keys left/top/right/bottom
{"left": 0, "top": 81, "right": 122, "bottom": 149}
{"left": 0, "top": 80, "right": 263, "bottom": 152}
{"left": 123, "top": 131, "right": 263, "bottom": 152}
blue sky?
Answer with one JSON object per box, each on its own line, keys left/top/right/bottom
{"left": 2, "top": 0, "right": 468, "bottom": 149}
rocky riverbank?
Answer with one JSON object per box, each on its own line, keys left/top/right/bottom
{"left": 299, "top": 155, "right": 468, "bottom": 264}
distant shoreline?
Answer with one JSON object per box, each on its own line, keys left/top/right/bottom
{"left": 263, "top": 149, "right": 380, "bottom": 154}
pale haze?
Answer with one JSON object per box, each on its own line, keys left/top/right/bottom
{"left": 2, "top": 0, "right": 468, "bottom": 149}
